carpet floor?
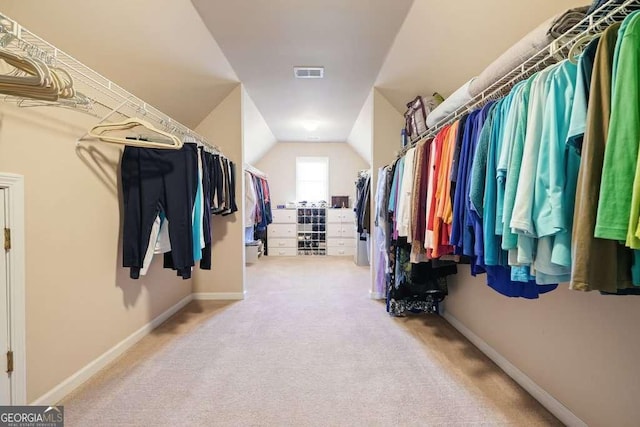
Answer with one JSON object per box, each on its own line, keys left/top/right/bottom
{"left": 61, "top": 256, "right": 561, "bottom": 426}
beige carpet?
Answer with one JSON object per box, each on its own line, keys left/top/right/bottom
{"left": 61, "top": 257, "right": 561, "bottom": 426}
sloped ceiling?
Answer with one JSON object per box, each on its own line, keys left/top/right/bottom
{"left": 243, "top": 88, "right": 277, "bottom": 165}
{"left": 375, "top": 0, "right": 589, "bottom": 114}
{"left": 0, "top": 0, "right": 592, "bottom": 159}
{"left": 0, "top": 0, "right": 240, "bottom": 128}
{"left": 347, "top": 90, "right": 373, "bottom": 164}
{"left": 192, "top": 0, "right": 413, "bottom": 143}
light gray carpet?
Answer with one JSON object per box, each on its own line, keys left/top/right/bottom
{"left": 61, "top": 257, "right": 560, "bottom": 426}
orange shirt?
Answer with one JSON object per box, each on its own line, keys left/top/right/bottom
{"left": 432, "top": 122, "right": 459, "bottom": 258}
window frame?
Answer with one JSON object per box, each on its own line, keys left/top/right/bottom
{"left": 295, "top": 156, "right": 329, "bottom": 202}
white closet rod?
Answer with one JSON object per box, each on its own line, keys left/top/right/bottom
{"left": 244, "top": 163, "right": 268, "bottom": 179}
{"left": 400, "top": 0, "right": 639, "bottom": 156}
{"left": 0, "top": 12, "right": 224, "bottom": 155}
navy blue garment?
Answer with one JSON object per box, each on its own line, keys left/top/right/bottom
{"left": 451, "top": 110, "right": 478, "bottom": 255}
{"left": 486, "top": 265, "right": 558, "bottom": 299}
{"left": 254, "top": 177, "right": 269, "bottom": 232}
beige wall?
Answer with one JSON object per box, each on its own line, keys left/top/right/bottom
{"left": 193, "top": 85, "right": 245, "bottom": 295}
{"left": 0, "top": 105, "right": 192, "bottom": 402}
{"left": 445, "top": 271, "right": 640, "bottom": 426}
{"left": 347, "top": 90, "right": 374, "bottom": 164}
{"left": 375, "top": 0, "right": 588, "bottom": 113}
{"left": 370, "top": 90, "right": 404, "bottom": 295}
{"left": 242, "top": 89, "right": 277, "bottom": 165}
{"left": 255, "top": 142, "right": 369, "bottom": 208}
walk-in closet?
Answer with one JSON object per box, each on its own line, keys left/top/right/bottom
{"left": 0, "top": 1, "right": 638, "bottom": 426}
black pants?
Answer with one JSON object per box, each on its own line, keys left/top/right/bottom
{"left": 121, "top": 143, "right": 198, "bottom": 279}
{"left": 211, "top": 154, "right": 224, "bottom": 214}
{"left": 200, "top": 149, "right": 213, "bottom": 269}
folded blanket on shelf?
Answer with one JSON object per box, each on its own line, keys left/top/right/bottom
{"left": 549, "top": 6, "right": 589, "bottom": 38}
{"left": 469, "top": 6, "right": 588, "bottom": 97}
{"left": 587, "top": 0, "right": 623, "bottom": 15}
{"left": 426, "top": 78, "right": 475, "bottom": 128}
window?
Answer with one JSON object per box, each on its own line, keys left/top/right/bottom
{"left": 296, "top": 157, "right": 329, "bottom": 202}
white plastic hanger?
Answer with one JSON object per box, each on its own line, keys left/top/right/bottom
{"left": 88, "top": 117, "right": 183, "bottom": 149}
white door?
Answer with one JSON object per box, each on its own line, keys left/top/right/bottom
{"left": 0, "top": 188, "right": 11, "bottom": 404}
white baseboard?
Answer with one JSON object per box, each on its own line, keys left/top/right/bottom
{"left": 442, "top": 312, "right": 587, "bottom": 427}
{"left": 31, "top": 294, "right": 194, "bottom": 406}
{"left": 369, "top": 291, "right": 385, "bottom": 300}
{"left": 193, "top": 291, "right": 246, "bottom": 300}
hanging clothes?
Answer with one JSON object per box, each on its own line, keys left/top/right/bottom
{"left": 570, "top": 23, "right": 635, "bottom": 293}
{"left": 377, "top": 12, "right": 640, "bottom": 303}
{"left": 121, "top": 137, "right": 236, "bottom": 280}
{"left": 354, "top": 171, "right": 371, "bottom": 234}
{"left": 244, "top": 169, "right": 273, "bottom": 242}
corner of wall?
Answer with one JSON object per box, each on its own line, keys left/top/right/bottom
{"left": 194, "top": 85, "right": 245, "bottom": 295}
{"left": 370, "top": 87, "right": 404, "bottom": 295}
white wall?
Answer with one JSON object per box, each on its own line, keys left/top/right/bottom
{"left": 255, "top": 142, "right": 369, "bottom": 208}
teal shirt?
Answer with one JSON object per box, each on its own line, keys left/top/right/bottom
{"left": 388, "top": 157, "right": 404, "bottom": 212}
{"left": 483, "top": 99, "right": 507, "bottom": 266}
{"left": 502, "top": 77, "right": 536, "bottom": 251}
{"left": 496, "top": 82, "right": 526, "bottom": 237}
{"left": 511, "top": 64, "right": 558, "bottom": 264}
{"left": 469, "top": 104, "right": 499, "bottom": 217}
{"left": 533, "top": 60, "right": 579, "bottom": 270}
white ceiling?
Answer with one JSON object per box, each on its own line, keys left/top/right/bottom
{"left": 191, "top": 0, "right": 413, "bottom": 143}
{"left": 0, "top": 0, "right": 240, "bottom": 129}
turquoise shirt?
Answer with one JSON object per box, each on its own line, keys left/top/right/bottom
{"left": 192, "top": 159, "right": 204, "bottom": 263}
{"left": 483, "top": 98, "right": 507, "bottom": 266}
{"left": 388, "top": 157, "right": 404, "bottom": 213}
{"left": 502, "top": 76, "right": 536, "bottom": 251}
{"left": 496, "top": 82, "right": 526, "bottom": 237}
{"left": 511, "top": 64, "right": 558, "bottom": 264}
{"left": 534, "top": 60, "right": 579, "bottom": 273}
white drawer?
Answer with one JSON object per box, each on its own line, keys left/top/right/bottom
{"left": 328, "top": 246, "right": 355, "bottom": 256}
{"left": 270, "top": 247, "right": 297, "bottom": 257}
{"left": 327, "top": 238, "right": 355, "bottom": 248}
{"left": 327, "top": 224, "right": 353, "bottom": 238}
{"left": 269, "top": 238, "right": 296, "bottom": 249}
{"left": 269, "top": 224, "right": 296, "bottom": 237}
{"left": 327, "top": 209, "right": 355, "bottom": 224}
{"left": 272, "top": 209, "right": 297, "bottom": 223}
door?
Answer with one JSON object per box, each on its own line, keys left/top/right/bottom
{"left": 0, "top": 188, "right": 11, "bottom": 404}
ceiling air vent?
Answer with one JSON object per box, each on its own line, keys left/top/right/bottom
{"left": 294, "top": 66, "right": 324, "bottom": 79}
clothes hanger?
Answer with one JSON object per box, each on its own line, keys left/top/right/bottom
{"left": 0, "top": 49, "right": 44, "bottom": 86}
{"left": 0, "top": 50, "right": 63, "bottom": 101}
{"left": 568, "top": 33, "right": 599, "bottom": 64}
{"left": 88, "top": 117, "right": 183, "bottom": 149}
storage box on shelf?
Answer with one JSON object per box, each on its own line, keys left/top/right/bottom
{"left": 327, "top": 209, "right": 356, "bottom": 256}
{"left": 268, "top": 209, "right": 297, "bottom": 256}
{"left": 297, "top": 207, "right": 327, "bottom": 256}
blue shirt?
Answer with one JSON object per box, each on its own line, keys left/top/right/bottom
{"left": 451, "top": 110, "right": 479, "bottom": 254}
